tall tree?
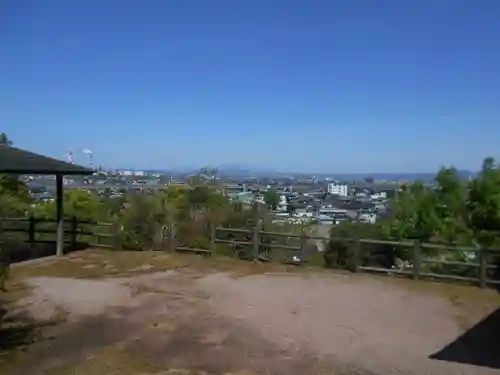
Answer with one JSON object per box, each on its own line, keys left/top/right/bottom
{"left": 0, "top": 132, "right": 12, "bottom": 146}
{"left": 264, "top": 188, "right": 280, "bottom": 210}
{"left": 434, "top": 167, "right": 469, "bottom": 244}
{"left": 467, "top": 157, "right": 500, "bottom": 248}
{"left": 385, "top": 182, "right": 439, "bottom": 242}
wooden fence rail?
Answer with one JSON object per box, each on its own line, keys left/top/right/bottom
{"left": 0, "top": 216, "right": 116, "bottom": 253}
{"left": 1, "top": 216, "right": 500, "bottom": 289}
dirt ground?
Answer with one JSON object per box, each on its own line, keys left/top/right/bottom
{"left": 1, "top": 250, "right": 500, "bottom": 375}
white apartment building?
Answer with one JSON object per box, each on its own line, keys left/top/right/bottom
{"left": 370, "top": 191, "right": 387, "bottom": 200}
{"left": 327, "top": 183, "right": 348, "bottom": 196}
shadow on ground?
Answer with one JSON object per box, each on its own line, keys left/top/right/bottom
{"left": 3, "top": 241, "right": 88, "bottom": 264}
{"left": 0, "top": 306, "right": 38, "bottom": 358}
{"left": 430, "top": 307, "right": 500, "bottom": 369}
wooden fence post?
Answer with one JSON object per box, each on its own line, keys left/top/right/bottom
{"left": 352, "top": 211, "right": 361, "bottom": 272}
{"left": 210, "top": 221, "right": 216, "bottom": 255}
{"left": 299, "top": 230, "right": 307, "bottom": 263}
{"left": 112, "top": 220, "right": 122, "bottom": 250}
{"left": 479, "top": 248, "right": 488, "bottom": 289}
{"left": 252, "top": 220, "right": 261, "bottom": 261}
{"left": 352, "top": 237, "right": 360, "bottom": 272}
{"left": 27, "top": 215, "right": 35, "bottom": 249}
{"left": 70, "top": 216, "right": 78, "bottom": 250}
{"left": 412, "top": 239, "right": 421, "bottom": 281}
{"left": 160, "top": 225, "right": 167, "bottom": 250}
{"left": 169, "top": 222, "right": 176, "bottom": 252}
{"left": 152, "top": 224, "right": 162, "bottom": 251}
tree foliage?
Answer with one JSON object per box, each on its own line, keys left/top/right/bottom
{"left": 325, "top": 157, "right": 500, "bottom": 273}
{"left": 467, "top": 158, "right": 500, "bottom": 247}
{"left": 33, "top": 190, "right": 106, "bottom": 221}
{"left": 0, "top": 132, "right": 12, "bottom": 146}
{"left": 0, "top": 133, "right": 21, "bottom": 289}
{"left": 385, "top": 159, "right": 500, "bottom": 249}
{"left": 0, "top": 134, "right": 31, "bottom": 218}
{"left": 385, "top": 181, "right": 440, "bottom": 242}
{"left": 264, "top": 188, "right": 280, "bottom": 210}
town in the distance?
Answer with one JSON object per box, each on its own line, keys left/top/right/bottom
{"left": 24, "top": 160, "right": 451, "bottom": 227}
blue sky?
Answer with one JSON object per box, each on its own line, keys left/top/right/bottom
{"left": 1, "top": 0, "right": 500, "bottom": 173}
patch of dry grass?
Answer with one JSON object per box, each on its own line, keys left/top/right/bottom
{"left": 184, "top": 255, "right": 297, "bottom": 277}
{"left": 29, "top": 338, "right": 256, "bottom": 375}
{"left": 7, "top": 249, "right": 294, "bottom": 283}
{"left": 8, "top": 250, "right": 190, "bottom": 281}
{"left": 29, "top": 342, "right": 164, "bottom": 375}
{"left": 366, "top": 272, "right": 500, "bottom": 304}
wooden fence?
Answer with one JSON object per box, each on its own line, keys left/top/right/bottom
{"left": 0, "top": 216, "right": 121, "bottom": 264}
{"left": 1, "top": 216, "right": 499, "bottom": 289}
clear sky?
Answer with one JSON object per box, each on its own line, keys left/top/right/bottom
{"left": 1, "top": 0, "right": 499, "bottom": 173}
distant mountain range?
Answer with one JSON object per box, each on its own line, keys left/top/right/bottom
{"left": 119, "top": 166, "right": 477, "bottom": 182}
{"left": 213, "top": 166, "right": 477, "bottom": 181}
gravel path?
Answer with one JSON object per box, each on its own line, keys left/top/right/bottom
{"left": 8, "top": 270, "right": 500, "bottom": 375}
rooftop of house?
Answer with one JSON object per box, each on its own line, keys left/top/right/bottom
{"left": 317, "top": 214, "right": 335, "bottom": 221}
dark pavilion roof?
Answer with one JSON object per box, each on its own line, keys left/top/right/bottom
{"left": 0, "top": 145, "right": 94, "bottom": 175}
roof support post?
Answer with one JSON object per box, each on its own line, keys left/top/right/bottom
{"left": 56, "top": 173, "right": 64, "bottom": 256}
